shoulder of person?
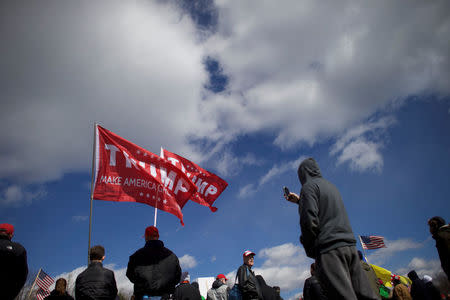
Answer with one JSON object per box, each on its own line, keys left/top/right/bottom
{"left": 1, "top": 239, "right": 25, "bottom": 253}
{"left": 104, "top": 266, "right": 115, "bottom": 275}
{"left": 13, "top": 241, "right": 27, "bottom": 252}
{"left": 237, "top": 264, "right": 246, "bottom": 272}
{"left": 301, "top": 181, "right": 320, "bottom": 193}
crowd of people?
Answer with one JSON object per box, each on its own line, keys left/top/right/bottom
{"left": 1, "top": 157, "right": 449, "bottom": 300}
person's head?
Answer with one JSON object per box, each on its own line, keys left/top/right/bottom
{"left": 217, "top": 274, "right": 227, "bottom": 284}
{"left": 428, "top": 216, "right": 446, "bottom": 235}
{"left": 407, "top": 270, "right": 419, "bottom": 281}
{"left": 180, "top": 271, "right": 190, "bottom": 284}
{"left": 0, "top": 223, "right": 14, "bottom": 240}
{"left": 297, "top": 158, "right": 321, "bottom": 185}
{"left": 310, "top": 263, "right": 316, "bottom": 276}
{"left": 243, "top": 250, "right": 255, "bottom": 267}
{"left": 191, "top": 282, "right": 199, "bottom": 290}
{"left": 144, "top": 226, "right": 159, "bottom": 242}
{"left": 89, "top": 245, "right": 105, "bottom": 262}
{"left": 392, "top": 276, "right": 401, "bottom": 286}
{"left": 273, "top": 286, "right": 281, "bottom": 296}
{"left": 55, "top": 278, "right": 67, "bottom": 295}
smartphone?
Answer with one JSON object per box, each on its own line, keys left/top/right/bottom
{"left": 283, "top": 186, "right": 290, "bottom": 197}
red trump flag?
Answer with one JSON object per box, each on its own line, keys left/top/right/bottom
{"left": 161, "top": 148, "right": 228, "bottom": 212}
{"left": 93, "top": 126, "right": 197, "bottom": 225}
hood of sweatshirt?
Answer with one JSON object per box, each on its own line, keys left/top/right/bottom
{"left": 297, "top": 158, "right": 322, "bottom": 185}
{"left": 212, "top": 279, "right": 224, "bottom": 289}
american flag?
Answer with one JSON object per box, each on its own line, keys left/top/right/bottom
{"left": 36, "top": 269, "right": 54, "bottom": 291}
{"left": 36, "top": 287, "right": 51, "bottom": 300}
{"left": 360, "top": 235, "right": 386, "bottom": 250}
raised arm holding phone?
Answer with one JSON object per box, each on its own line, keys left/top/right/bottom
{"left": 283, "top": 158, "right": 378, "bottom": 300}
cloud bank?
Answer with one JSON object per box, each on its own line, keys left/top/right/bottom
{"left": 2, "top": 0, "right": 450, "bottom": 203}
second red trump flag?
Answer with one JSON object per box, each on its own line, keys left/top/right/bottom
{"left": 92, "top": 125, "right": 197, "bottom": 225}
{"left": 161, "top": 148, "right": 228, "bottom": 212}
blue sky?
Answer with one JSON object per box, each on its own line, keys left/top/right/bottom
{"left": 1, "top": 1, "right": 450, "bottom": 298}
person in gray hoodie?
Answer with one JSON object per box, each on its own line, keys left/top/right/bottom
{"left": 285, "top": 158, "right": 378, "bottom": 300}
{"left": 207, "top": 274, "right": 229, "bottom": 300}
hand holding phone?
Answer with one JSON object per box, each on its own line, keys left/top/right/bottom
{"left": 283, "top": 186, "right": 290, "bottom": 197}
{"left": 283, "top": 186, "right": 300, "bottom": 204}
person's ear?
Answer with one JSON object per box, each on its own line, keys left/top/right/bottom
{"left": 101, "top": 256, "right": 105, "bottom": 261}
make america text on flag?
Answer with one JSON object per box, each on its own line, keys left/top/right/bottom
{"left": 360, "top": 235, "right": 386, "bottom": 250}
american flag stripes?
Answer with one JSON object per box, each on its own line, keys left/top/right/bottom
{"left": 36, "top": 287, "right": 51, "bottom": 300}
{"left": 36, "top": 269, "right": 54, "bottom": 291}
{"left": 360, "top": 235, "right": 386, "bottom": 250}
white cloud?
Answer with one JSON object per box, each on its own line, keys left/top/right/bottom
{"left": 211, "top": 256, "right": 217, "bottom": 262}
{"left": 72, "top": 215, "right": 88, "bottom": 222}
{"left": 215, "top": 152, "right": 263, "bottom": 177}
{"left": 0, "top": 185, "right": 46, "bottom": 207}
{"left": 227, "top": 243, "right": 311, "bottom": 292}
{"left": 395, "top": 257, "right": 443, "bottom": 278}
{"left": 238, "top": 183, "right": 258, "bottom": 199}
{"left": 335, "top": 140, "right": 384, "bottom": 172}
{"left": 204, "top": 0, "right": 450, "bottom": 152}
{"left": 238, "top": 156, "right": 306, "bottom": 198}
{"left": 330, "top": 117, "right": 396, "bottom": 172}
{"left": 258, "top": 243, "right": 307, "bottom": 268}
{"left": 0, "top": 1, "right": 210, "bottom": 186}
{"left": 180, "top": 254, "right": 198, "bottom": 269}
{"left": 367, "top": 238, "right": 423, "bottom": 265}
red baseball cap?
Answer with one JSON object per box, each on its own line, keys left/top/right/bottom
{"left": 0, "top": 223, "right": 14, "bottom": 235}
{"left": 243, "top": 250, "right": 255, "bottom": 257}
{"left": 217, "top": 274, "right": 227, "bottom": 281}
{"left": 144, "top": 226, "right": 159, "bottom": 238}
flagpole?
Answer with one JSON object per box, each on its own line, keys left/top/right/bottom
{"left": 88, "top": 122, "right": 98, "bottom": 266}
{"left": 27, "top": 268, "right": 41, "bottom": 300}
{"left": 153, "top": 147, "right": 165, "bottom": 227}
{"left": 358, "top": 235, "right": 370, "bottom": 264}
{"left": 153, "top": 202, "right": 158, "bottom": 227}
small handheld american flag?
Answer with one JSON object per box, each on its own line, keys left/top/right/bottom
{"left": 36, "top": 269, "right": 55, "bottom": 300}
{"left": 36, "top": 269, "right": 54, "bottom": 291}
{"left": 360, "top": 235, "right": 386, "bottom": 250}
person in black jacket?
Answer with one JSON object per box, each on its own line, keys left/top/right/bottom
{"left": 303, "top": 263, "right": 327, "bottom": 300}
{"left": 427, "top": 216, "right": 450, "bottom": 280}
{"left": 173, "top": 272, "right": 202, "bottom": 300}
{"left": 126, "top": 226, "right": 182, "bottom": 299}
{"left": 44, "top": 278, "right": 74, "bottom": 300}
{"left": 422, "top": 275, "right": 441, "bottom": 300}
{"left": 237, "top": 250, "right": 262, "bottom": 300}
{"left": 407, "top": 270, "right": 428, "bottom": 300}
{"left": 75, "top": 245, "right": 118, "bottom": 300}
{"left": 0, "top": 223, "right": 28, "bottom": 300}
{"left": 285, "top": 158, "right": 377, "bottom": 300}
{"left": 255, "top": 275, "right": 280, "bottom": 300}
